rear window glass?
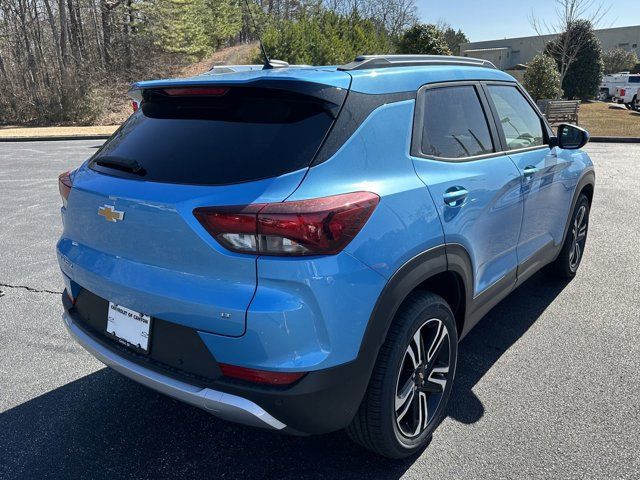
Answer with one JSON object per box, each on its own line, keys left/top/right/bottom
{"left": 90, "top": 86, "right": 341, "bottom": 185}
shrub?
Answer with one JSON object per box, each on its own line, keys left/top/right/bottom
{"left": 396, "top": 24, "right": 451, "bottom": 55}
{"left": 524, "top": 54, "right": 563, "bottom": 101}
{"left": 603, "top": 48, "right": 638, "bottom": 75}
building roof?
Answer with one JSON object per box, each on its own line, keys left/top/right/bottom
{"left": 464, "top": 47, "right": 511, "bottom": 53}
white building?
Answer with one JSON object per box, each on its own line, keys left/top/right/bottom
{"left": 460, "top": 25, "right": 640, "bottom": 70}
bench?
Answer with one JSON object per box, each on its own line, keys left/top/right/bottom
{"left": 536, "top": 99, "right": 581, "bottom": 126}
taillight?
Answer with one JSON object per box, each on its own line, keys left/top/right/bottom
{"left": 58, "top": 171, "right": 72, "bottom": 208}
{"left": 131, "top": 100, "right": 139, "bottom": 112}
{"left": 620, "top": 89, "right": 626, "bottom": 97}
{"left": 218, "top": 363, "right": 305, "bottom": 385}
{"left": 194, "top": 192, "right": 380, "bottom": 256}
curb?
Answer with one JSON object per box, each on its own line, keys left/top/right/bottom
{"left": 0, "top": 135, "right": 111, "bottom": 142}
{"left": 590, "top": 136, "right": 640, "bottom": 143}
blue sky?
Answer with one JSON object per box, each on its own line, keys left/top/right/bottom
{"left": 417, "top": 0, "right": 640, "bottom": 41}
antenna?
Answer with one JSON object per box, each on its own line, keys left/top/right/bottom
{"left": 242, "top": 0, "right": 272, "bottom": 70}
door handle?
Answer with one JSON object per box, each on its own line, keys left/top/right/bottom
{"left": 443, "top": 187, "right": 468, "bottom": 207}
{"left": 523, "top": 165, "right": 539, "bottom": 177}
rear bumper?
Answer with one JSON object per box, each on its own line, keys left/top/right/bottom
{"left": 62, "top": 292, "right": 372, "bottom": 435}
{"left": 62, "top": 311, "right": 286, "bottom": 430}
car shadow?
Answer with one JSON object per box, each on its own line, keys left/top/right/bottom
{"left": 0, "top": 272, "right": 568, "bottom": 479}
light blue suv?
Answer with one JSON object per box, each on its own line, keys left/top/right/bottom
{"left": 57, "top": 55, "right": 595, "bottom": 458}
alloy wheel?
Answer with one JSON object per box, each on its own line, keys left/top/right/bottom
{"left": 394, "top": 318, "right": 451, "bottom": 439}
{"left": 569, "top": 204, "right": 588, "bottom": 272}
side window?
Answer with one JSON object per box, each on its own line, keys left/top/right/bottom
{"left": 487, "top": 85, "right": 544, "bottom": 151}
{"left": 421, "top": 85, "right": 495, "bottom": 159}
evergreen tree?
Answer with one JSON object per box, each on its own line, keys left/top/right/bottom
{"left": 441, "top": 27, "right": 468, "bottom": 56}
{"left": 396, "top": 24, "right": 451, "bottom": 56}
{"left": 154, "top": 0, "right": 242, "bottom": 59}
{"left": 261, "top": 8, "right": 393, "bottom": 65}
{"left": 545, "top": 20, "right": 604, "bottom": 100}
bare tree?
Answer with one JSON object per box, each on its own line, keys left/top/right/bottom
{"left": 324, "top": 0, "right": 417, "bottom": 36}
{"left": 529, "top": 0, "right": 610, "bottom": 86}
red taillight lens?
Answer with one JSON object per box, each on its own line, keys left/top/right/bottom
{"left": 132, "top": 100, "right": 139, "bottom": 112}
{"left": 620, "top": 89, "right": 626, "bottom": 97}
{"left": 219, "top": 363, "right": 305, "bottom": 385}
{"left": 194, "top": 192, "right": 380, "bottom": 256}
{"left": 58, "top": 171, "right": 72, "bottom": 208}
{"left": 161, "top": 87, "right": 230, "bottom": 97}
{"left": 194, "top": 204, "right": 264, "bottom": 254}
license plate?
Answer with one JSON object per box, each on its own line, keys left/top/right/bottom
{"left": 106, "top": 302, "right": 152, "bottom": 353}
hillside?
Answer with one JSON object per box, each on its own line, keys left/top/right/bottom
{"left": 93, "top": 43, "right": 259, "bottom": 126}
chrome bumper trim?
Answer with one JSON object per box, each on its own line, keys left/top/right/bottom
{"left": 62, "top": 313, "right": 286, "bottom": 430}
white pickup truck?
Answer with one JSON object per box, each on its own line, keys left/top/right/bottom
{"left": 614, "top": 84, "right": 640, "bottom": 109}
{"left": 599, "top": 72, "right": 640, "bottom": 103}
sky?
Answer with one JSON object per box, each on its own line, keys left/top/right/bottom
{"left": 417, "top": 0, "right": 640, "bottom": 42}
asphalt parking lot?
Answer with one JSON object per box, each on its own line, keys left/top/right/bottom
{"left": 1, "top": 140, "right": 639, "bottom": 479}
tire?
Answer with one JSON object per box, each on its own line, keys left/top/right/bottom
{"left": 597, "top": 89, "right": 609, "bottom": 102}
{"left": 546, "top": 194, "right": 590, "bottom": 278}
{"left": 346, "top": 291, "right": 458, "bottom": 458}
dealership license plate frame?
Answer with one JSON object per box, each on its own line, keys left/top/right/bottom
{"left": 106, "top": 302, "right": 152, "bottom": 354}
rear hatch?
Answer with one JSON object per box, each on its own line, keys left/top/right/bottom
{"left": 58, "top": 69, "right": 351, "bottom": 336}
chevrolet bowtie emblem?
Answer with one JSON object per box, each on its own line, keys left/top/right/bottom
{"left": 98, "top": 205, "right": 125, "bottom": 222}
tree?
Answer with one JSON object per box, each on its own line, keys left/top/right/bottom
{"left": 153, "top": 0, "right": 241, "bottom": 59}
{"left": 440, "top": 25, "right": 468, "bottom": 56}
{"left": 545, "top": 19, "right": 604, "bottom": 99}
{"left": 260, "top": 8, "right": 394, "bottom": 65}
{"left": 524, "top": 54, "right": 563, "bottom": 100}
{"left": 325, "top": 0, "right": 418, "bottom": 37}
{"left": 396, "top": 24, "right": 451, "bottom": 55}
{"left": 530, "top": 0, "right": 610, "bottom": 87}
{"left": 602, "top": 48, "right": 638, "bottom": 74}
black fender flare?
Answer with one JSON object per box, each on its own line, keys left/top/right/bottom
{"left": 559, "top": 168, "right": 596, "bottom": 249}
{"left": 357, "top": 246, "right": 448, "bottom": 362}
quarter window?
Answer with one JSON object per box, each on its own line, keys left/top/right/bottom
{"left": 421, "top": 85, "right": 494, "bottom": 159}
{"left": 487, "top": 85, "right": 544, "bottom": 151}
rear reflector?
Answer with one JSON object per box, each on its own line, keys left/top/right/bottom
{"left": 219, "top": 363, "right": 305, "bottom": 385}
{"left": 161, "top": 87, "right": 230, "bottom": 97}
{"left": 194, "top": 192, "right": 380, "bottom": 256}
{"left": 58, "top": 171, "right": 72, "bottom": 208}
{"left": 61, "top": 273, "right": 77, "bottom": 305}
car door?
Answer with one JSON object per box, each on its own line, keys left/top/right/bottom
{"left": 483, "top": 83, "right": 575, "bottom": 276}
{"left": 410, "top": 82, "right": 523, "bottom": 298}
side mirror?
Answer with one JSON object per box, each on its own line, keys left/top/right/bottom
{"left": 556, "top": 124, "right": 590, "bottom": 150}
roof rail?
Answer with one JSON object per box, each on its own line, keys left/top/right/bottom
{"left": 338, "top": 55, "right": 497, "bottom": 71}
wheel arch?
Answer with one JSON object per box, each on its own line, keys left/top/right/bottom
{"left": 358, "top": 245, "right": 471, "bottom": 370}
{"left": 561, "top": 168, "right": 595, "bottom": 247}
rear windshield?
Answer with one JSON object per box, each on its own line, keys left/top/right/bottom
{"left": 90, "top": 85, "right": 343, "bottom": 185}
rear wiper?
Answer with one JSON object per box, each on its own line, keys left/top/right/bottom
{"left": 94, "top": 156, "right": 146, "bottom": 176}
